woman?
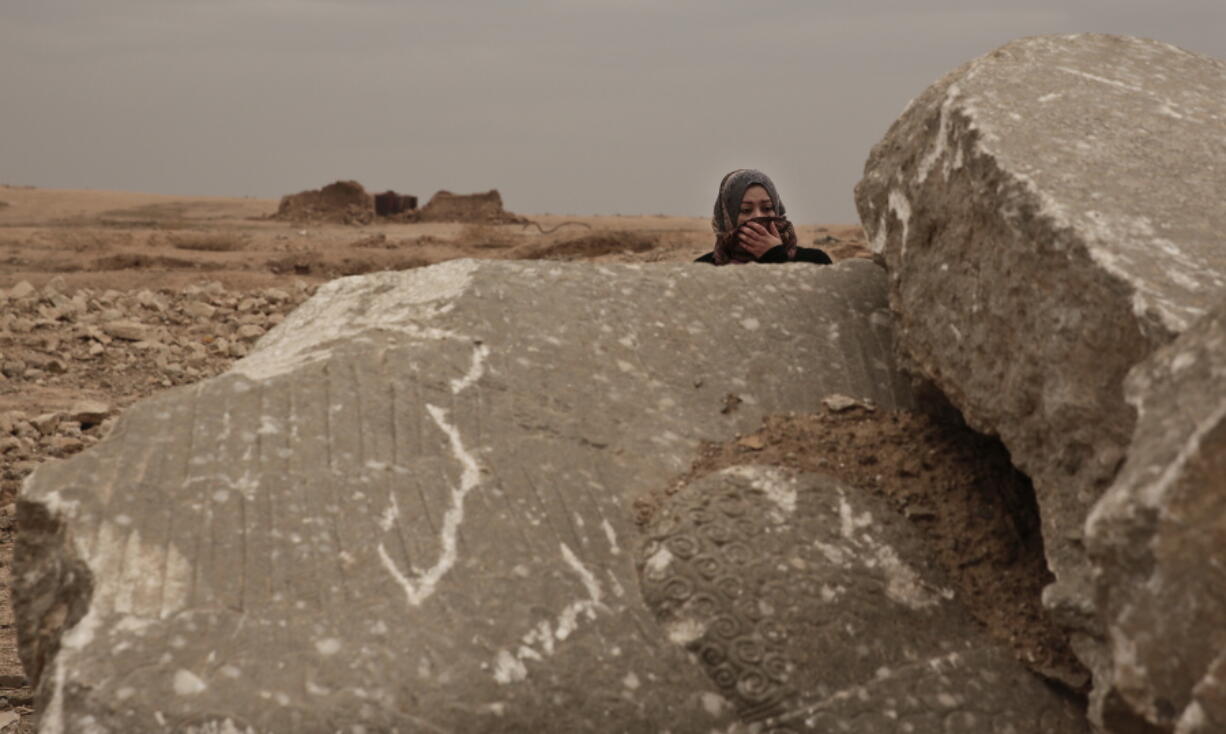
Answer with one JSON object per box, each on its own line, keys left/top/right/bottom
{"left": 694, "top": 169, "right": 832, "bottom": 265}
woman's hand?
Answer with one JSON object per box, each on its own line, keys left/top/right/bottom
{"left": 737, "top": 220, "right": 783, "bottom": 259}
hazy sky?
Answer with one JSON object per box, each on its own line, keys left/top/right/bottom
{"left": 3, "top": 1, "right": 1224, "bottom": 223}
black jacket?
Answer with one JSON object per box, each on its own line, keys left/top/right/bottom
{"left": 694, "top": 245, "right": 832, "bottom": 265}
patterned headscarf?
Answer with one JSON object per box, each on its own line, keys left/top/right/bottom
{"left": 710, "top": 169, "right": 798, "bottom": 265}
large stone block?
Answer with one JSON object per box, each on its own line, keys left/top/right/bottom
{"left": 639, "top": 466, "right": 1086, "bottom": 732}
{"left": 16, "top": 259, "right": 914, "bottom": 732}
{"left": 854, "top": 32, "right": 1226, "bottom": 723}
{"left": 1085, "top": 305, "right": 1226, "bottom": 732}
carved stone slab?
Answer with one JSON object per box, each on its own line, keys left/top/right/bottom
{"left": 17, "top": 259, "right": 914, "bottom": 732}
{"left": 639, "top": 466, "right": 1087, "bottom": 733}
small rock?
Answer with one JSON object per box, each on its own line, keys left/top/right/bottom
{"left": 102, "top": 320, "right": 149, "bottom": 341}
{"left": 32, "top": 413, "right": 61, "bottom": 435}
{"left": 264, "top": 288, "right": 290, "bottom": 303}
{"left": 68, "top": 400, "right": 111, "bottom": 426}
{"left": 8, "top": 281, "right": 35, "bottom": 300}
{"left": 822, "top": 393, "right": 873, "bottom": 413}
{"left": 236, "top": 325, "right": 266, "bottom": 341}
{"left": 88, "top": 342, "right": 104, "bottom": 358}
{"left": 182, "top": 301, "right": 216, "bottom": 319}
{"left": 0, "top": 437, "right": 20, "bottom": 454}
{"left": 44, "top": 276, "right": 67, "bottom": 295}
{"left": 49, "top": 436, "right": 84, "bottom": 456}
{"left": 8, "top": 318, "right": 33, "bottom": 334}
{"left": 737, "top": 434, "right": 766, "bottom": 451}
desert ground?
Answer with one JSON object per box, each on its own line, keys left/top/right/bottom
{"left": 0, "top": 184, "right": 1079, "bottom": 730}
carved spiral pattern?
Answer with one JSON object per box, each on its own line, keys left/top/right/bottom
{"left": 693, "top": 554, "right": 723, "bottom": 580}
{"left": 762, "top": 653, "right": 789, "bottom": 681}
{"left": 701, "top": 520, "right": 736, "bottom": 545}
{"left": 710, "top": 614, "right": 742, "bottom": 640}
{"left": 736, "top": 669, "right": 773, "bottom": 701}
{"left": 715, "top": 493, "right": 749, "bottom": 517}
{"left": 666, "top": 534, "right": 700, "bottom": 560}
{"left": 734, "top": 595, "right": 765, "bottom": 622}
{"left": 662, "top": 576, "right": 695, "bottom": 602}
{"left": 688, "top": 507, "right": 714, "bottom": 526}
{"left": 638, "top": 474, "right": 803, "bottom": 722}
{"left": 758, "top": 618, "right": 788, "bottom": 644}
{"left": 700, "top": 644, "right": 727, "bottom": 667}
{"left": 712, "top": 664, "right": 739, "bottom": 690}
{"left": 721, "top": 541, "right": 753, "bottom": 565}
{"left": 715, "top": 575, "right": 744, "bottom": 600}
{"left": 686, "top": 592, "right": 720, "bottom": 619}
{"left": 732, "top": 638, "right": 766, "bottom": 665}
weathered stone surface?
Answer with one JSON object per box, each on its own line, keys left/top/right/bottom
{"left": 640, "top": 466, "right": 1086, "bottom": 732}
{"left": 17, "top": 259, "right": 914, "bottom": 732}
{"left": 854, "top": 31, "right": 1226, "bottom": 710}
{"left": 1085, "top": 305, "right": 1226, "bottom": 732}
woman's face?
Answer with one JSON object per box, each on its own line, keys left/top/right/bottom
{"left": 737, "top": 185, "right": 776, "bottom": 226}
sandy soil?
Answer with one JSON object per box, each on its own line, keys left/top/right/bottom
{"left": 0, "top": 185, "right": 1082, "bottom": 729}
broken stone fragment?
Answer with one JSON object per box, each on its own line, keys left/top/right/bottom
{"left": 639, "top": 466, "right": 1086, "bottom": 731}
{"left": 16, "top": 259, "right": 914, "bottom": 731}
{"left": 855, "top": 33, "right": 1226, "bottom": 729}
{"left": 66, "top": 401, "right": 110, "bottom": 427}
{"left": 235, "top": 324, "right": 265, "bottom": 340}
{"left": 30, "top": 414, "right": 60, "bottom": 436}
{"left": 1085, "top": 304, "right": 1226, "bottom": 732}
{"left": 181, "top": 301, "right": 215, "bottom": 320}
{"left": 101, "top": 320, "right": 149, "bottom": 342}
{"left": 8, "top": 282, "right": 35, "bottom": 300}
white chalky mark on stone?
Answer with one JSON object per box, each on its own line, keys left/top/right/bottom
{"left": 1171, "top": 352, "right": 1196, "bottom": 373}
{"left": 450, "top": 342, "right": 489, "bottom": 393}
{"left": 174, "top": 669, "right": 208, "bottom": 695}
{"left": 917, "top": 83, "right": 959, "bottom": 183}
{"left": 623, "top": 672, "right": 640, "bottom": 690}
{"left": 315, "top": 638, "right": 342, "bottom": 656}
{"left": 666, "top": 618, "right": 706, "bottom": 645}
{"left": 379, "top": 403, "right": 482, "bottom": 607}
{"left": 493, "top": 649, "right": 527, "bottom": 684}
{"left": 740, "top": 317, "right": 760, "bottom": 331}
{"left": 231, "top": 260, "right": 479, "bottom": 380}
{"left": 701, "top": 691, "right": 729, "bottom": 716}
{"left": 888, "top": 190, "right": 913, "bottom": 257}
{"left": 838, "top": 496, "right": 873, "bottom": 539}
{"left": 556, "top": 543, "right": 605, "bottom": 641}
{"left": 378, "top": 492, "right": 400, "bottom": 532}
{"left": 874, "top": 543, "right": 950, "bottom": 610}
{"left": 645, "top": 545, "right": 674, "bottom": 575}
{"left": 601, "top": 518, "right": 620, "bottom": 555}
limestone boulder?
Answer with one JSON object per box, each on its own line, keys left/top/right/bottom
{"left": 16, "top": 259, "right": 914, "bottom": 732}
{"left": 639, "top": 466, "right": 1087, "bottom": 732}
{"left": 855, "top": 32, "right": 1226, "bottom": 724}
{"left": 1085, "top": 305, "right": 1226, "bottom": 732}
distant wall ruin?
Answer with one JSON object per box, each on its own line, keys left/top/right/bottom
{"left": 418, "top": 189, "right": 526, "bottom": 224}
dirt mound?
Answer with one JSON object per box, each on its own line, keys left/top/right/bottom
{"left": 273, "top": 180, "right": 373, "bottom": 225}
{"left": 519, "top": 230, "right": 659, "bottom": 260}
{"left": 418, "top": 189, "right": 526, "bottom": 223}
